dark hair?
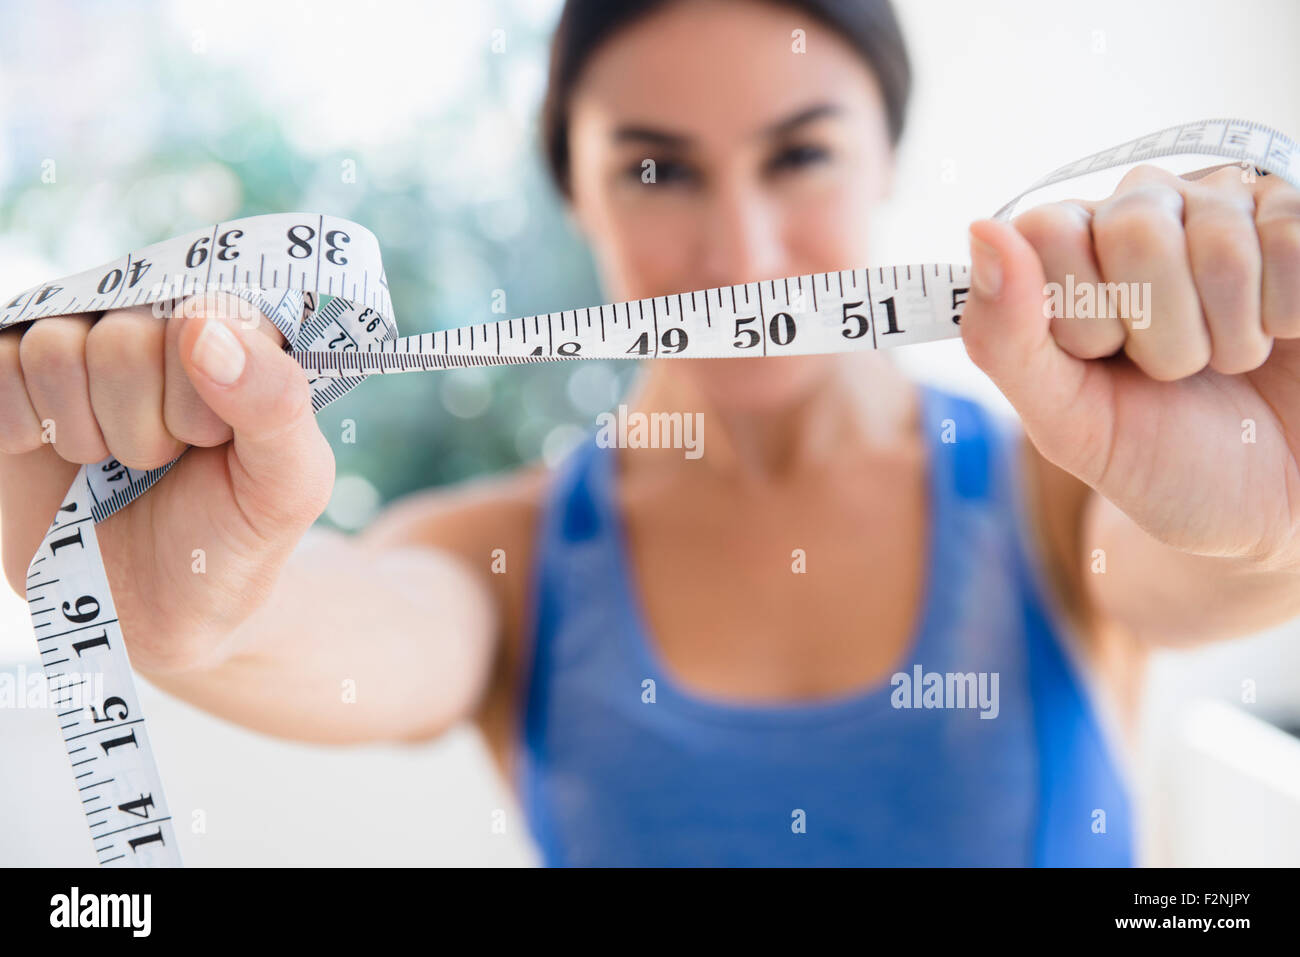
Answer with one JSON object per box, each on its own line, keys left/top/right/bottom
{"left": 539, "top": 0, "right": 911, "bottom": 201}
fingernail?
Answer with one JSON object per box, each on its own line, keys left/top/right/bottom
{"left": 192, "top": 319, "right": 245, "bottom": 385}
{"left": 969, "top": 234, "right": 1003, "bottom": 300}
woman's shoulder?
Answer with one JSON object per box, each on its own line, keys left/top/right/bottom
{"left": 359, "top": 460, "right": 553, "bottom": 576}
{"left": 361, "top": 459, "right": 557, "bottom": 696}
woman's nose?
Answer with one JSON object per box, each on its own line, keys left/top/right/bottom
{"left": 695, "top": 180, "right": 785, "bottom": 288}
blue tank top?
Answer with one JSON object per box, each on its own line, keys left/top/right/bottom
{"left": 515, "top": 384, "right": 1135, "bottom": 866}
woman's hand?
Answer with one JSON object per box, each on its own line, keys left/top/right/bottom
{"left": 0, "top": 294, "right": 336, "bottom": 672}
{"left": 961, "top": 164, "right": 1300, "bottom": 570}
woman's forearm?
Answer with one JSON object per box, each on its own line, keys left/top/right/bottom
{"left": 138, "top": 525, "right": 499, "bottom": 746}
{"left": 1083, "top": 491, "right": 1300, "bottom": 647}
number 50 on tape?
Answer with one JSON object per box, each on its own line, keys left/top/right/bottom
{"left": 4, "top": 118, "right": 1296, "bottom": 866}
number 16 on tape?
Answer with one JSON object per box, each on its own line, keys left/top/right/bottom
{"left": 30, "top": 464, "right": 181, "bottom": 866}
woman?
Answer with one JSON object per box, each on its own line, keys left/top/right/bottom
{"left": 3, "top": 0, "right": 1299, "bottom": 866}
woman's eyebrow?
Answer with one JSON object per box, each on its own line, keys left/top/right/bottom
{"left": 612, "top": 125, "right": 690, "bottom": 149}
{"left": 610, "top": 102, "right": 842, "bottom": 149}
{"left": 756, "top": 102, "right": 842, "bottom": 139}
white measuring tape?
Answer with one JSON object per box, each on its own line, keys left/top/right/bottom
{"left": 4, "top": 118, "right": 1296, "bottom": 866}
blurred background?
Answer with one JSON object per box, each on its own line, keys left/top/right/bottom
{"left": 1, "top": 0, "right": 1299, "bottom": 866}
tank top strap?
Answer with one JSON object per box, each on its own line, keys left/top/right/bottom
{"left": 525, "top": 431, "right": 623, "bottom": 683}
{"left": 518, "top": 385, "right": 1136, "bottom": 865}
{"left": 917, "top": 383, "right": 996, "bottom": 501}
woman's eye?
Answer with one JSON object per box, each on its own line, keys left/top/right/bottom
{"left": 767, "top": 144, "right": 829, "bottom": 174}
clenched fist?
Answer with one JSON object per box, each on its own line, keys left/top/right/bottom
{"left": 0, "top": 294, "right": 335, "bottom": 671}
{"left": 962, "top": 164, "right": 1300, "bottom": 569}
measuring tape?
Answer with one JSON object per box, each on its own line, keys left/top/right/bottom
{"left": 3, "top": 118, "right": 1296, "bottom": 867}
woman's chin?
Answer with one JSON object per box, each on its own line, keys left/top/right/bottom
{"left": 671, "top": 356, "right": 835, "bottom": 412}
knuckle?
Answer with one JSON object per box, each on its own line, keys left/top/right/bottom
{"left": 18, "top": 316, "right": 89, "bottom": 375}
{"left": 0, "top": 339, "right": 40, "bottom": 453}
{"left": 1192, "top": 229, "right": 1258, "bottom": 292}
{"left": 1117, "top": 163, "right": 1177, "bottom": 190}
{"left": 1013, "top": 203, "right": 1091, "bottom": 252}
{"left": 1259, "top": 214, "right": 1300, "bottom": 265}
{"left": 174, "top": 293, "right": 219, "bottom": 321}
{"left": 1186, "top": 176, "right": 1255, "bottom": 217}
{"left": 85, "top": 308, "right": 163, "bottom": 371}
{"left": 1093, "top": 190, "right": 1184, "bottom": 262}
{"left": 177, "top": 292, "right": 268, "bottom": 330}
{"left": 1257, "top": 173, "right": 1300, "bottom": 207}
{"left": 1013, "top": 204, "right": 1064, "bottom": 241}
{"left": 1198, "top": 165, "right": 1251, "bottom": 190}
{"left": 1023, "top": 201, "right": 1090, "bottom": 233}
{"left": 1260, "top": 217, "right": 1300, "bottom": 337}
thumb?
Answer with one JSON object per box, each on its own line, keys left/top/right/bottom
{"left": 178, "top": 306, "right": 334, "bottom": 528}
{"left": 961, "top": 218, "right": 1095, "bottom": 471}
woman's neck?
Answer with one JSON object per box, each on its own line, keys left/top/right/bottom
{"left": 619, "top": 353, "right": 920, "bottom": 485}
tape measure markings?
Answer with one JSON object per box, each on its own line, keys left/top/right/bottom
{"left": 2, "top": 117, "right": 1296, "bottom": 867}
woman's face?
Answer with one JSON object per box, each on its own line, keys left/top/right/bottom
{"left": 566, "top": 0, "right": 896, "bottom": 411}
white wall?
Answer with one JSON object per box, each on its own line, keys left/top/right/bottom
{"left": 884, "top": 0, "right": 1300, "bottom": 408}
